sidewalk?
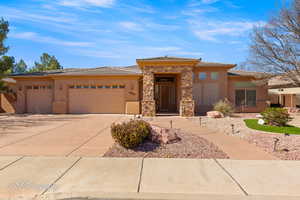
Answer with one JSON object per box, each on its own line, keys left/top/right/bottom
{"left": 0, "top": 156, "right": 299, "bottom": 200}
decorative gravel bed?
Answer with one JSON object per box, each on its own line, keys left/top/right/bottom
{"left": 197, "top": 113, "right": 300, "bottom": 160}
{"left": 104, "top": 131, "right": 229, "bottom": 159}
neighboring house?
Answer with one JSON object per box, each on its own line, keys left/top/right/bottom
{"left": 0, "top": 78, "right": 17, "bottom": 113}
{"left": 10, "top": 57, "right": 268, "bottom": 117}
{"left": 269, "top": 75, "right": 300, "bottom": 108}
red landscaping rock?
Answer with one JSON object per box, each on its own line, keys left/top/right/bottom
{"left": 207, "top": 111, "right": 224, "bottom": 118}
{"left": 151, "top": 126, "right": 180, "bottom": 144}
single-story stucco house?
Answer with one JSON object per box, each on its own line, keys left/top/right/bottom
{"left": 269, "top": 75, "right": 300, "bottom": 108}
{"left": 9, "top": 57, "right": 269, "bottom": 117}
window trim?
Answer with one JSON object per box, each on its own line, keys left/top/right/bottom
{"left": 199, "top": 72, "right": 206, "bottom": 80}
{"left": 211, "top": 72, "right": 219, "bottom": 80}
{"left": 235, "top": 88, "right": 257, "bottom": 107}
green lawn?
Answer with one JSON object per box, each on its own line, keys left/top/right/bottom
{"left": 244, "top": 119, "right": 300, "bottom": 135}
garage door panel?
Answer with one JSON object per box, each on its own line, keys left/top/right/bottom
{"left": 68, "top": 89, "right": 125, "bottom": 114}
{"left": 27, "top": 89, "right": 53, "bottom": 114}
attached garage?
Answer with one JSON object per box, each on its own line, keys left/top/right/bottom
{"left": 26, "top": 86, "right": 53, "bottom": 114}
{"left": 68, "top": 86, "right": 126, "bottom": 114}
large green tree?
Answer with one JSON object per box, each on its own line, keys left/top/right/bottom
{"left": 0, "top": 18, "right": 11, "bottom": 92}
{"left": 13, "top": 59, "right": 27, "bottom": 74}
{"left": 30, "top": 53, "right": 62, "bottom": 72}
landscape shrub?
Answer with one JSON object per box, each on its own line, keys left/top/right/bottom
{"left": 261, "top": 107, "right": 292, "bottom": 126}
{"left": 213, "top": 99, "right": 234, "bottom": 116}
{"left": 111, "top": 120, "right": 151, "bottom": 148}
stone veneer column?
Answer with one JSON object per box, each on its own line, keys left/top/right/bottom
{"left": 180, "top": 69, "right": 195, "bottom": 117}
{"left": 142, "top": 70, "right": 156, "bottom": 116}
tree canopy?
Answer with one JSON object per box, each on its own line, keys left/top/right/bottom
{"left": 0, "top": 18, "right": 10, "bottom": 92}
{"left": 249, "top": 0, "right": 300, "bottom": 86}
{"left": 13, "top": 59, "right": 27, "bottom": 74}
{"left": 30, "top": 53, "right": 62, "bottom": 72}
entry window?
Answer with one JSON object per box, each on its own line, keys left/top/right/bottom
{"left": 211, "top": 72, "right": 219, "bottom": 80}
{"left": 199, "top": 72, "right": 206, "bottom": 80}
{"left": 235, "top": 89, "right": 256, "bottom": 107}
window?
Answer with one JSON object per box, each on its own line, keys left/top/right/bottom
{"left": 47, "top": 85, "right": 52, "bottom": 89}
{"left": 41, "top": 86, "right": 46, "bottom": 89}
{"left": 83, "top": 85, "right": 89, "bottom": 89}
{"left": 91, "top": 85, "right": 96, "bottom": 89}
{"left": 76, "top": 85, "right": 82, "bottom": 89}
{"left": 211, "top": 72, "right": 218, "bottom": 80}
{"left": 119, "top": 85, "right": 125, "bottom": 88}
{"left": 26, "top": 86, "right": 32, "bottom": 90}
{"left": 97, "top": 85, "right": 104, "bottom": 89}
{"left": 112, "top": 85, "right": 118, "bottom": 89}
{"left": 235, "top": 89, "right": 256, "bottom": 107}
{"left": 69, "top": 85, "right": 75, "bottom": 89}
{"left": 199, "top": 72, "right": 206, "bottom": 80}
{"left": 104, "top": 85, "right": 111, "bottom": 89}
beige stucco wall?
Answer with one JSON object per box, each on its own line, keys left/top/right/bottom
{"left": 192, "top": 67, "right": 228, "bottom": 113}
{"left": 15, "top": 76, "right": 140, "bottom": 114}
{"left": 228, "top": 77, "right": 268, "bottom": 113}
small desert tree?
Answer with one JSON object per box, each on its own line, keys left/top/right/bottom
{"left": 249, "top": 0, "right": 300, "bottom": 86}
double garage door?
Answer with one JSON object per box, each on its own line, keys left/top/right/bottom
{"left": 68, "top": 88, "right": 125, "bottom": 114}
{"left": 26, "top": 85, "right": 125, "bottom": 114}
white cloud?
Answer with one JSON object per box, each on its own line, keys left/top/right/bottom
{"left": 58, "top": 0, "right": 115, "bottom": 8}
{"left": 190, "top": 20, "right": 265, "bottom": 42}
{"left": 11, "top": 32, "right": 93, "bottom": 47}
{"left": 119, "top": 22, "right": 144, "bottom": 31}
{"left": 182, "top": 7, "right": 218, "bottom": 16}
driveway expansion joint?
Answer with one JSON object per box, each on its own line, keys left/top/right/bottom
{"left": 0, "top": 121, "right": 73, "bottom": 150}
{"left": 137, "top": 157, "right": 145, "bottom": 193}
{"left": 214, "top": 159, "right": 248, "bottom": 196}
{"left": 0, "top": 156, "right": 24, "bottom": 171}
{"left": 65, "top": 116, "right": 124, "bottom": 157}
{"left": 40, "top": 157, "right": 82, "bottom": 195}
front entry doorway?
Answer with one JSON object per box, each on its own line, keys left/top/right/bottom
{"left": 154, "top": 75, "right": 177, "bottom": 113}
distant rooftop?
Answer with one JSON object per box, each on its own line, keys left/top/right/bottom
{"left": 136, "top": 56, "right": 201, "bottom": 62}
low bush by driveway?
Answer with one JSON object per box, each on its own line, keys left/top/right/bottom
{"left": 104, "top": 130, "right": 229, "bottom": 159}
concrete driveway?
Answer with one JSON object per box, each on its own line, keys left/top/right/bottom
{"left": 0, "top": 114, "right": 126, "bottom": 156}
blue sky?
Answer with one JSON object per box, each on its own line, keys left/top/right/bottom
{"left": 0, "top": 0, "right": 289, "bottom": 68}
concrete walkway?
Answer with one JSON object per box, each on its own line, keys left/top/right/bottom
{"left": 0, "top": 156, "right": 299, "bottom": 200}
{"left": 148, "top": 116, "right": 277, "bottom": 160}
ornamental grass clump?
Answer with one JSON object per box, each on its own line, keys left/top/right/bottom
{"left": 213, "top": 99, "right": 234, "bottom": 117}
{"left": 111, "top": 120, "right": 151, "bottom": 149}
{"left": 261, "top": 107, "right": 292, "bottom": 126}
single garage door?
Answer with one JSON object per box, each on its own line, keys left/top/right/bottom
{"left": 68, "top": 86, "right": 125, "bottom": 114}
{"left": 26, "top": 86, "right": 53, "bottom": 114}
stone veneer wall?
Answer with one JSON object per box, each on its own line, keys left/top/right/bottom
{"left": 141, "top": 65, "right": 195, "bottom": 117}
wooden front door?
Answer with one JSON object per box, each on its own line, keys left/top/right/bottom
{"left": 155, "top": 77, "right": 177, "bottom": 113}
